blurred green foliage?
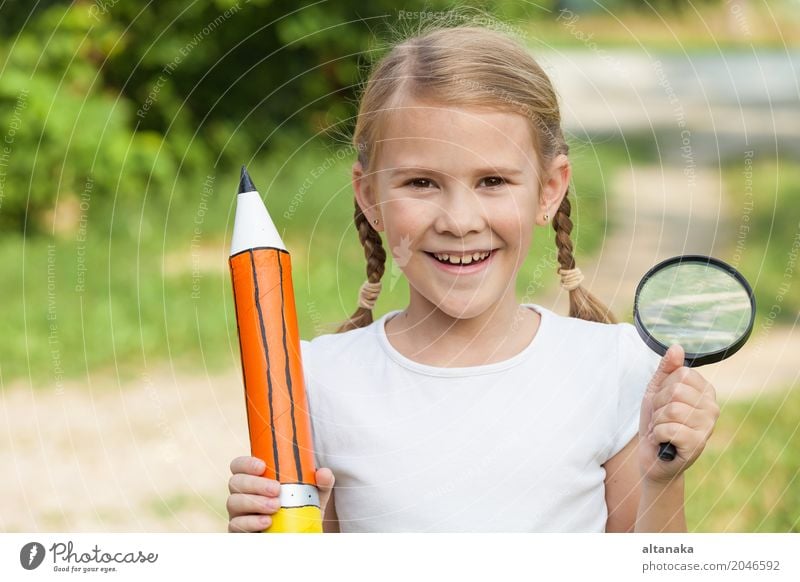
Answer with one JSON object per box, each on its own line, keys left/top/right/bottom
{"left": 1, "top": 0, "right": 470, "bottom": 234}
{"left": 723, "top": 158, "right": 800, "bottom": 324}
{"left": 0, "top": 1, "right": 795, "bottom": 388}
{"left": 0, "top": 133, "right": 631, "bottom": 384}
{"left": 0, "top": 0, "right": 639, "bottom": 386}
{"left": 0, "top": 6, "right": 191, "bottom": 233}
{"left": 686, "top": 384, "right": 800, "bottom": 532}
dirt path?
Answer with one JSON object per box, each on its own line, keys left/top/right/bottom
{"left": 2, "top": 165, "right": 797, "bottom": 533}
{"left": 540, "top": 165, "right": 800, "bottom": 403}
{"left": 1, "top": 365, "right": 246, "bottom": 532}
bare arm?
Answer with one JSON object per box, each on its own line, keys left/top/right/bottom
{"left": 635, "top": 474, "right": 686, "bottom": 532}
{"left": 604, "top": 436, "right": 640, "bottom": 532}
{"left": 603, "top": 435, "right": 687, "bottom": 532}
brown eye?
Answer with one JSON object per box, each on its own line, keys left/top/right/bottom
{"left": 481, "top": 176, "right": 506, "bottom": 188}
{"left": 408, "top": 178, "right": 434, "bottom": 189}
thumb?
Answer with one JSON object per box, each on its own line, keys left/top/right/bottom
{"left": 316, "top": 467, "right": 335, "bottom": 511}
{"left": 646, "top": 344, "right": 685, "bottom": 395}
{"left": 640, "top": 344, "right": 685, "bottom": 436}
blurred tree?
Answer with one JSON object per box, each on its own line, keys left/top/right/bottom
{"left": 0, "top": 3, "right": 188, "bottom": 234}
{"left": 0, "top": 0, "right": 542, "bottom": 234}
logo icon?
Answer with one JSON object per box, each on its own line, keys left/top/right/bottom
{"left": 20, "top": 542, "right": 46, "bottom": 570}
{"left": 389, "top": 234, "right": 412, "bottom": 291}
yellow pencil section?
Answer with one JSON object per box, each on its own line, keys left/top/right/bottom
{"left": 266, "top": 506, "right": 323, "bottom": 533}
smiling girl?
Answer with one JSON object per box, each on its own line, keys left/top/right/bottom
{"left": 226, "top": 22, "right": 719, "bottom": 533}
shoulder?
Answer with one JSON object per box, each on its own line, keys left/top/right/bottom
{"left": 530, "top": 303, "right": 659, "bottom": 371}
{"left": 532, "top": 303, "right": 626, "bottom": 348}
{"left": 300, "top": 313, "right": 388, "bottom": 368}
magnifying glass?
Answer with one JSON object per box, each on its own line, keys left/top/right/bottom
{"left": 633, "top": 255, "right": 756, "bottom": 461}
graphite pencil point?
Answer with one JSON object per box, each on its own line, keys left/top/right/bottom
{"left": 239, "top": 166, "right": 257, "bottom": 195}
{"left": 230, "top": 166, "right": 286, "bottom": 255}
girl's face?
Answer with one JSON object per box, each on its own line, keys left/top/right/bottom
{"left": 353, "top": 98, "right": 570, "bottom": 320}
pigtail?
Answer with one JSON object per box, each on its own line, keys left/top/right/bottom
{"left": 336, "top": 198, "right": 387, "bottom": 332}
{"left": 553, "top": 190, "right": 617, "bottom": 324}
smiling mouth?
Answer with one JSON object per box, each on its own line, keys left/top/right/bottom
{"left": 424, "top": 250, "right": 495, "bottom": 266}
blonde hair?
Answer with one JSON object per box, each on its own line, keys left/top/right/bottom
{"left": 337, "top": 19, "right": 616, "bottom": 332}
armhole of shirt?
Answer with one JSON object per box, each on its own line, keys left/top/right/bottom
{"left": 605, "top": 324, "right": 639, "bottom": 464}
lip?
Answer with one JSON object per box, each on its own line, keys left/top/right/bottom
{"left": 427, "top": 249, "right": 494, "bottom": 255}
{"left": 425, "top": 249, "right": 496, "bottom": 274}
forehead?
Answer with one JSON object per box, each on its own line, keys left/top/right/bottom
{"left": 376, "top": 100, "right": 537, "bottom": 170}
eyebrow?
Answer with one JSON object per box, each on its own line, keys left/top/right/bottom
{"left": 388, "top": 166, "right": 524, "bottom": 177}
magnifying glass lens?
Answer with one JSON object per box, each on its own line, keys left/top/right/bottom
{"left": 637, "top": 262, "right": 753, "bottom": 355}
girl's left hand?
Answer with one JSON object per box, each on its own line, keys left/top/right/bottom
{"left": 638, "top": 344, "right": 720, "bottom": 485}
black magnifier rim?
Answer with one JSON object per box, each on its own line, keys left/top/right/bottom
{"left": 633, "top": 255, "right": 756, "bottom": 367}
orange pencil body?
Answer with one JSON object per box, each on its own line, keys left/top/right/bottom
{"left": 229, "top": 168, "right": 321, "bottom": 533}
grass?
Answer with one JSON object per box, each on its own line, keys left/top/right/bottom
{"left": 686, "top": 384, "right": 800, "bottom": 532}
{"left": 1, "top": 135, "right": 640, "bottom": 387}
{"left": 721, "top": 157, "right": 800, "bottom": 325}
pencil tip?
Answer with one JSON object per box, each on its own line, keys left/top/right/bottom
{"left": 238, "top": 166, "right": 257, "bottom": 194}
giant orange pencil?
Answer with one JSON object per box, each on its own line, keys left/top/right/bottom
{"left": 229, "top": 166, "right": 321, "bottom": 533}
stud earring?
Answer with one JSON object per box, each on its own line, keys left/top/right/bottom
{"left": 543, "top": 213, "right": 550, "bottom": 222}
{"left": 373, "top": 218, "right": 379, "bottom": 225}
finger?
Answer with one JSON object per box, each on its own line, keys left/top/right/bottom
{"left": 663, "top": 367, "right": 712, "bottom": 395}
{"left": 651, "top": 380, "right": 707, "bottom": 412}
{"left": 649, "top": 421, "right": 689, "bottom": 449}
{"left": 226, "top": 493, "right": 281, "bottom": 519}
{"left": 645, "top": 344, "right": 685, "bottom": 397}
{"left": 653, "top": 425, "right": 712, "bottom": 464}
{"left": 230, "top": 456, "right": 267, "bottom": 476}
{"left": 228, "top": 514, "right": 272, "bottom": 533}
{"left": 228, "top": 473, "right": 280, "bottom": 497}
{"left": 650, "top": 422, "right": 710, "bottom": 453}
{"left": 316, "top": 468, "right": 335, "bottom": 510}
{"left": 651, "top": 401, "right": 709, "bottom": 431}
{"left": 640, "top": 345, "right": 686, "bottom": 435}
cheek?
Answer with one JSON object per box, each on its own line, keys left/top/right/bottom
{"left": 381, "top": 199, "right": 431, "bottom": 250}
{"left": 494, "top": 197, "right": 537, "bottom": 240}
{"left": 493, "top": 197, "right": 537, "bottom": 269}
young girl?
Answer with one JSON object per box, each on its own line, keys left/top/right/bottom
{"left": 226, "top": 23, "right": 719, "bottom": 533}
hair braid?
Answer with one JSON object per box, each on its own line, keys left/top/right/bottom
{"left": 336, "top": 199, "right": 387, "bottom": 332}
{"left": 552, "top": 190, "right": 617, "bottom": 323}
{"left": 333, "top": 21, "right": 618, "bottom": 331}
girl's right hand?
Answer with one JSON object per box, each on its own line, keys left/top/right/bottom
{"left": 226, "top": 456, "right": 335, "bottom": 533}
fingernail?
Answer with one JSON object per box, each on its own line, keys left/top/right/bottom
{"left": 253, "top": 459, "right": 265, "bottom": 472}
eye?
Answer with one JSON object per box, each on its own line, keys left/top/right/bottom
{"left": 480, "top": 176, "right": 506, "bottom": 188}
{"left": 406, "top": 178, "right": 436, "bottom": 189}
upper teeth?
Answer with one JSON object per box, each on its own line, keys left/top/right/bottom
{"left": 433, "top": 251, "right": 490, "bottom": 265}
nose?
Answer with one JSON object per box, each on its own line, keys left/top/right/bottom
{"left": 432, "top": 183, "right": 488, "bottom": 238}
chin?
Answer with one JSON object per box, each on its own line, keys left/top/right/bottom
{"left": 429, "top": 292, "right": 499, "bottom": 321}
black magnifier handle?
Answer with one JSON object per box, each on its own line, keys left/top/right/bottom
{"left": 657, "top": 443, "right": 677, "bottom": 461}
{"left": 656, "top": 356, "right": 690, "bottom": 462}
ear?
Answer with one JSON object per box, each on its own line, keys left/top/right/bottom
{"left": 537, "top": 154, "right": 571, "bottom": 226}
{"left": 352, "top": 161, "right": 383, "bottom": 232}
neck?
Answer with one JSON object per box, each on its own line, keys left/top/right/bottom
{"left": 385, "top": 285, "right": 539, "bottom": 367}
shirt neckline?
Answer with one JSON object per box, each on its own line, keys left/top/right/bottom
{"left": 376, "top": 303, "right": 548, "bottom": 377}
